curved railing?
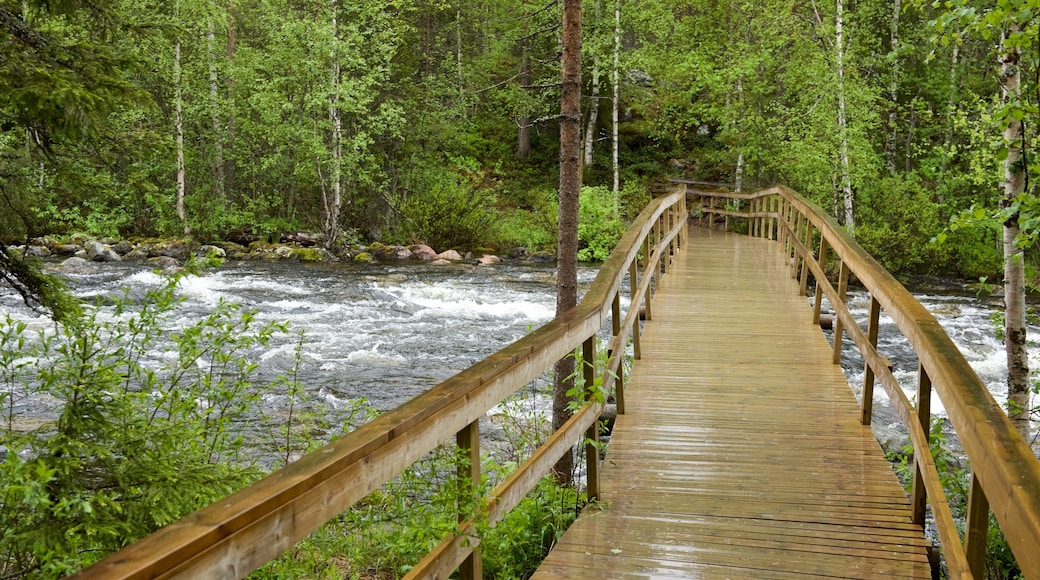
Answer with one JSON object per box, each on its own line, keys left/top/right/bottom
{"left": 679, "top": 179, "right": 1040, "bottom": 579}
{"left": 69, "top": 192, "right": 688, "bottom": 579}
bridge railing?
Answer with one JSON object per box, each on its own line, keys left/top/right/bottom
{"left": 679, "top": 179, "right": 1040, "bottom": 579}
{"left": 69, "top": 192, "right": 688, "bottom": 579}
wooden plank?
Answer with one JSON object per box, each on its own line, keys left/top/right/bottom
{"left": 533, "top": 227, "right": 933, "bottom": 579}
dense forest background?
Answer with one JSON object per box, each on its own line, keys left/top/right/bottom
{"left": 1, "top": 0, "right": 1036, "bottom": 279}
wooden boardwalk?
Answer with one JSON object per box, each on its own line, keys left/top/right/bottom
{"left": 533, "top": 227, "right": 934, "bottom": 579}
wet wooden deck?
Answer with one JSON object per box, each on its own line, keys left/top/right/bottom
{"left": 533, "top": 227, "right": 934, "bottom": 579}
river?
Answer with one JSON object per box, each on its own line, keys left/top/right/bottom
{"left": 1, "top": 260, "right": 1035, "bottom": 456}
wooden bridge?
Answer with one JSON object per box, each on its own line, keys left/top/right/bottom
{"left": 73, "top": 185, "right": 1040, "bottom": 579}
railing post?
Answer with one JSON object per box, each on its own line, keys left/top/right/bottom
{"left": 768, "top": 195, "right": 776, "bottom": 240}
{"left": 456, "top": 420, "right": 482, "bottom": 580}
{"left": 612, "top": 293, "right": 625, "bottom": 414}
{"left": 798, "top": 220, "right": 813, "bottom": 296}
{"left": 583, "top": 336, "right": 600, "bottom": 501}
{"left": 681, "top": 192, "right": 689, "bottom": 248}
{"left": 861, "top": 296, "right": 881, "bottom": 425}
{"left": 792, "top": 214, "right": 805, "bottom": 280}
{"left": 964, "top": 471, "right": 990, "bottom": 579}
{"left": 830, "top": 261, "right": 850, "bottom": 364}
{"left": 629, "top": 261, "right": 643, "bottom": 359}
{"left": 911, "top": 366, "right": 932, "bottom": 527}
{"left": 812, "top": 239, "right": 829, "bottom": 325}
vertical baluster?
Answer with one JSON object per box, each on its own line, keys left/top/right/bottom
{"left": 612, "top": 293, "right": 625, "bottom": 414}
{"left": 768, "top": 196, "right": 776, "bottom": 240}
{"left": 792, "top": 214, "right": 805, "bottom": 280}
{"left": 583, "top": 336, "right": 600, "bottom": 501}
{"left": 756, "top": 196, "right": 763, "bottom": 237}
{"left": 911, "top": 366, "right": 932, "bottom": 526}
{"left": 643, "top": 237, "right": 654, "bottom": 322}
{"left": 861, "top": 296, "right": 881, "bottom": 425}
{"left": 652, "top": 218, "right": 661, "bottom": 287}
{"left": 831, "top": 261, "right": 850, "bottom": 364}
{"left": 812, "top": 239, "right": 829, "bottom": 325}
{"left": 629, "top": 260, "right": 643, "bottom": 359}
{"left": 964, "top": 472, "right": 990, "bottom": 579}
{"left": 681, "top": 193, "right": 689, "bottom": 248}
{"left": 456, "top": 420, "right": 482, "bottom": 580}
{"left": 798, "top": 220, "right": 813, "bottom": 296}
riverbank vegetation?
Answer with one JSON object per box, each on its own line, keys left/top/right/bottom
{"left": 3, "top": 0, "right": 1040, "bottom": 283}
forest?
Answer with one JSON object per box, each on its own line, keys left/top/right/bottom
{"left": 4, "top": 0, "right": 1040, "bottom": 577}
{"left": 2, "top": 0, "right": 1038, "bottom": 281}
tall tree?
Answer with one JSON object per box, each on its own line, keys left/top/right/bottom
{"left": 553, "top": 0, "right": 582, "bottom": 486}
{"left": 999, "top": 22, "right": 1030, "bottom": 437}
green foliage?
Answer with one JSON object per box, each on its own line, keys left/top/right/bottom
{"left": 395, "top": 162, "right": 500, "bottom": 250}
{"left": 578, "top": 186, "right": 626, "bottom": 262}
{"left": 889, "top": 419, "right": 1021, "bottom": 578}
{"left": 0, "top": 270, "right": 305, "bottom": 577}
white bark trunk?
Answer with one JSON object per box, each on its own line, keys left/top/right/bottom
{"left": 1000, "top": 26, "right": 1031, "bottom": 438}
{"left": 175, "top": 36, "right": 188, "bottom": 235}
{"left": 207, "top": 13, "right": 225, "bottom": 201}
{"left": 583, "top": 62, "right": 600, "bottom": 168}
{"left": 885, "top": 0, "right": 900, "bottom": 175}
{"left": 326, "top": 1, "right": 342, "bottom": 249}
{"left": 611, "top": 0, "right": 620, "bottom": 202}
{"left": 836, "top": 0, "right": 853, "bottom": 232}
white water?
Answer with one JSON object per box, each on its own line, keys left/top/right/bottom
{"left": 1, "top": 261, "right": 1033, "bottom": 446}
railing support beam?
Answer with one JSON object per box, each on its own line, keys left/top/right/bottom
{"left": 861, "top": 296, "right": 881, "bottom": 426}
{"left": 456, "top": 420, "right": 482, "bottom": 580}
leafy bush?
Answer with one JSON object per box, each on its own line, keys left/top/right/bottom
{"left": 396, "top": 165, "right": 500, "bottom": 251}
{"left": 0, "top": 270, "right": 299, "bottom": 577}
{"left": 578, "top": 186, "right": 626, "bottom": 262}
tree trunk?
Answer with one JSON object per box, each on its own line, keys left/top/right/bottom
{"left": 1000, "top": 26, "right": 1031, "bottom": 438}
{"left": 325, "top": 1, "right": 343, "bottom": 249}
{"left": 611, "top": 0, "right": 620, "bottom": 202}
{"left": 583, "top": 61, "right": 600, "bottom": 169}
{"left": 175, "top": 35, "right": 188, "bottom": 235}
{"left": 552, "top": 0, "right": 582, "bottom": 487}
{"left": 517, "top": 0, "right": 531, "bottom": 159}
{"left": 207, "top": 12, "right": 226, "bottom": 202}
{"left": 885, "top": 0, "right": 900, "bottom": 176}
{"left": 835, "top": 0, "right": 853, "bottom": 232}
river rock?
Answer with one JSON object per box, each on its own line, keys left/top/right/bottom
{"left": 150, "top": 239, "right": 192, "bottom": 260}
{"left": 23, "top": 245, "right": 51, "bottom": 258}
{"left": 435, "top": 249, "right": 462, "bottom": 261}
{"left": 111, "top": 240, "right": 133, "bottom": 255}
{"left": 288, "top": 247, "right": 333, "bottom": 262}
{"left": 59, "top": 257, "right": 95, "bottom": 273}
{"left": 147, "top": 256, "right": 181, "bottom": 273}
{"left": 198, "top": 245, "right": 227, "bottom": 259}
{"left": 86, "top": 240, "right": 122, "bottom": 262}
{"left": 530, "top": 251, "right": 555, "bottom": 263}
{"left": 430, "top": 259, "right": 452, "bottom": 266}
{"left": 474, "top": 254, "right": 501, "bottom": 266}
{"left": 123, "top": 245, "right": 151, "bottom": 261}
{"left": 508, "top": 247, "right": 530, "bottom": 260}
{"left": 353, "top": 252, "right": 374, "bottom": 263}
{"left": 410, "top": 244, "right": 437, "bottom": 261}
{"left": 51, "top": 243, "right": 83, "bottom": 257}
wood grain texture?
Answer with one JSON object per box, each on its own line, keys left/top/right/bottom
{"left": 533, "top": 227, "right": 933, "bottom": 579}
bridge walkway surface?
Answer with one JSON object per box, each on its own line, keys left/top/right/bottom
{"left": 532, "top": 226, "right": 934, "bottom": 579}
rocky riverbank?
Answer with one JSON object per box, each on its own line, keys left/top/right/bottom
{"left": 6, "top": 233, "right": 556, "bottom": 274}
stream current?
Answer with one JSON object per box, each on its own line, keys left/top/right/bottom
{"left": 1, "top": 261, "right": 1035, "bottom": 452}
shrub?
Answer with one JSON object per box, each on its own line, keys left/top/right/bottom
{"left": 578, "top": 186, "right": 626, "bottom": 262}
{"left": 0, "top": 269, "right": 298, "bottom": 576}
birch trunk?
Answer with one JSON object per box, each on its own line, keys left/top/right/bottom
{"left": 583, "top": 61, "right": 600, "bottom": 168}
{"left": 885, "top": 0, "right": 900, "bottom": 175}
{"left": 207, "top": 13, "right": 225, "bottom": 201}
{"left": 325, "top": 1, "right": 343, "bottom": 249}
{"left": 1000, "top": 26, "right": 1031, "bottom": 438}
{"left": 518, "top": 0, "right": 531, "bottom": 159}
{"left": 553, "top": 0, "right": 582, "bottom": 487}
{"left": 611, "top": 0, "right": 620, "bottom": 201}
{"left": 836, "top": 0, "right": 853, "bottom": 232}
{"left": 175, "top": 35, "right": 188, "bottom": 235}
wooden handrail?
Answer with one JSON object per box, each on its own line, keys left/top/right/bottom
{"left": 684, "top": 182, "right": 1040, "bottom": 579}
{"left": 69, "top": 192, "right": 688, "bottom": 579}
